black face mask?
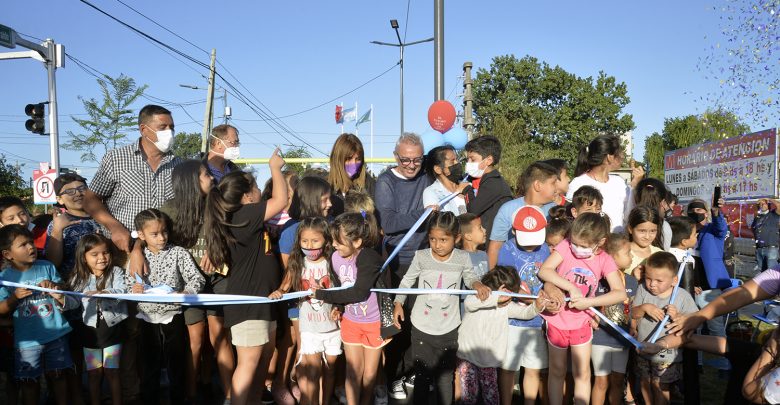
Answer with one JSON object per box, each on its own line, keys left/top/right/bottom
{"left": 445, "top": 162, "right": 464, "bottom": 184}
{"left": 664, "top": 208, "right": 673, "bottom": 219}
{"left": 688, "top": 212, "right": 706, "bottom": 223}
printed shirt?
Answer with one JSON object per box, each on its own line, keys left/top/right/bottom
{"left": 298, "top": 258, "right": 338, "bottom": 333}
{"left": 395, "top": 249, "right": 479, "bottom": 335}
{"left": 467, "top": 250, "right": 489, "bottom": 280}
{"left": 90, "top": 139, "right": 182, "bottom": 232}
{"left": 541, "top": 239, "right": 618, "bottom": 330}
{"left": 332, "top": 251, "right": 379, "bottom": 323}
{"left": 0, "top": 260, "right": 72, "bottom": 348}
{"left": 46, "top": 213, "right": 102, "bottom": 278}
{"left": 497, "top": 241, "right": 549, "bottom": 327}
{"left": 126, "top": 244, "right": 205, "bottom": 324}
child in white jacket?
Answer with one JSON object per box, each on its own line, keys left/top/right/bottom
{"left": 457, "top": 266, "right": 549, "bottom": 405}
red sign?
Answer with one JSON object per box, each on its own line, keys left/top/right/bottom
{"left": 664, "top": 129, "right": 778, "bottom": 203}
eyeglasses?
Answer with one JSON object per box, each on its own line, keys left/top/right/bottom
{"left": 222, "top": 138, "right": 240, "bottom": 147}
{"left": 59, "top": 185, "right": 88, "bottom": 196}
{"left": 395, "top": 154, "right": 424, "bottom": 166}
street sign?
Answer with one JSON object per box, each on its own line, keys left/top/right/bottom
{"left": 0, "top": 25, "right": 16, "bottom": 49}
{"left": 33, "top": 163, "right": 57, "bottom": 204}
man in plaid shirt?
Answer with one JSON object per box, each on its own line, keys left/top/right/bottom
{"left": 84, "top": 104, "right": 183, "bottom": 252}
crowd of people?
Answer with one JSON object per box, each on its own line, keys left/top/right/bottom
{"left": 0, "top": 103, "right": 778, "bottom": 405}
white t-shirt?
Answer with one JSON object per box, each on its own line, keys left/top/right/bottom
{"left": 423, "top": 179, "right": 467, "bottom": 215}
{"left": 567, "top": 173, "right": 631, "bottom": 232}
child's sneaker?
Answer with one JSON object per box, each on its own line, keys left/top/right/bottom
{"left": 389, "top": 378, "right": 407, "bottom": 399}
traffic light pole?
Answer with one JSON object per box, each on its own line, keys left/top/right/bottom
{"left": 45, "top": 39, "right": 61, "bottom": 173}
{"left": 0, "top": 28, "right": 63, "bottom": 173}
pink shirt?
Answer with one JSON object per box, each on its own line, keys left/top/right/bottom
{"left": 542, "top": 239, "right": 618, "bottom": 330}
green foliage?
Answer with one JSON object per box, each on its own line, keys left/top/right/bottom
{"left": 281, "top": 146, "right": 312, "bottom": 175}
{"left": 171, "top": 132, "right": 203, "bottom": 159}
{"left": 64, "top": 74, "right": 148, "bottom": 163}
{"left": 0, "top": 155, "right": 31, "bottom": 202}
{"left": 643, "top": 109, "right": 750, "bottom": 179}
{"left": 472, "top": 54, "right": 635, "bottom": 190}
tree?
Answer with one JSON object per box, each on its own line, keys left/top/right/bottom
{"left": 64, "top": 74, "right": 148, "bottom": 162}
{"left": 281, "top": 146, "right": 312, "bottom": 175}
{"left": 642, "top": 109, "right": 750, "bottom": 179}
{"left": 171, "top": 132, "right": 203, "bottom": 159}
{"left": 0, "top": 155, "right": 31, "bottom": 202}
{"left": 472, "top": 55, "right": 635, "bottom": 189}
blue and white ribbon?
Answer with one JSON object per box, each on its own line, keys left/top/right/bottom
{"left": 590, "top": 306, "right": 644, "bottom": 349}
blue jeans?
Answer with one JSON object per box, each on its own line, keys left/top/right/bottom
{"left": 756, "top": 246, "right": 779, "bottom": 272}
{"left": 14, "top": 335, "right": 73, "bottom": 380}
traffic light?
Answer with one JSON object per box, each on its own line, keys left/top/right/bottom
{"left": 25, "top": 103, "right": 45, "bottom": 135}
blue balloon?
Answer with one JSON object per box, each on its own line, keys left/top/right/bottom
{"left": 442, "top": 127, "right": 468, "bottom": 150}
{"left": 420, "top": 130, "right": 444, "bottom": 154}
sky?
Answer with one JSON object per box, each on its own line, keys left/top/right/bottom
{"left": 0, "top": 1, "right": 761, "bottom": 182}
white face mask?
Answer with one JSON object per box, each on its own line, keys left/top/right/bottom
{"left": 211, "top": 135, "right": 240, "bottom": 160}
{"left": 147, "top": 128, "right": 174, "bottom": 153}
{"left": 465, "top": 161, "right": 485, "bottom": 178}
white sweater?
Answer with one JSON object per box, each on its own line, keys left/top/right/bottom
{"left": 457, "top": 295, "right": 539, "bottom": 368}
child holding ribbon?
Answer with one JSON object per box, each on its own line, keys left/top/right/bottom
{"left": 67, "top": 233, "right": 127, "bottom": 405}
{"left": 270, "top": 217, "right": 341, "bottom": 405}
{"left": 392, "top": 211, "right": 491, "bottom": 405}
{"left": 631, "top": 251, "right": 697, "bottom": 405}
{"left": 537, "top": 212, "right": 627, "bottom": 405}
{"left": 313, "top": 212, "right": 384, "bottom": 405}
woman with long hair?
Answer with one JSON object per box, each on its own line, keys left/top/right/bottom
{"left": 567, "top": 134, "right": 643, "bottom": 232}
{"left": 204, "top": 150, "right": 288, "bottom": 405}
{"left": 161, "top": 159, "right": 236, "bottom": 402}
{"left": 328, "top": 133, "right": 375, "bottom": 216}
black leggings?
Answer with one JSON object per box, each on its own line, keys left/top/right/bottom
{"left": 411, "top": 326, "right": 458, "bottom": 405}
{"left": 139, "top": 313, "right": 187, "bottom": 405}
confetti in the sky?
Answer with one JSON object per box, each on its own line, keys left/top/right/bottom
{"left": 698, "top": 1, "right": 780, "bottom": 127}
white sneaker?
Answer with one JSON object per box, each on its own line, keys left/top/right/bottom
{"left": 375, "top": 385, "right": 389, "bottom": 405}
{"left": 389, "top": 379, "right": 407, "bottom": 399}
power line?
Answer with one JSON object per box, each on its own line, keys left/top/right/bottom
{"left": 221, "top": 61, "right": 399, "bottom": 121}
{"left": 78, "top": 0, "right": 326, "bottom": 155}
{"left": 113, "top": 0, "right": 211, "bottom": 55}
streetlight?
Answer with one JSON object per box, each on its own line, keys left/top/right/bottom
{"left": 179, "top": 84, "right": 230, "bottom": 124}
{"left": 371, "top": 19, "right": 433, "bottom": 136}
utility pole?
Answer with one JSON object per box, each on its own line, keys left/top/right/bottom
{"left": 222, "top": 88, "right": 229, "bottom": 124}
{"left": 201, "top": 49, "right": 217, "bottom": 155}
{"left": 462, "top": 62, "right": 475, "bottom": 139}
{"left": 434, "top": 0, "right": 444, "bottom": 101}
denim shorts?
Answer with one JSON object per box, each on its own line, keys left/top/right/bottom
{"left": 15, "top": 336, "right": 74, "bottom": 380}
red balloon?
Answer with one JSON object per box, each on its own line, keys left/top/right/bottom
{"left": 427, "top": 100, "right": 456, "bottom": 134}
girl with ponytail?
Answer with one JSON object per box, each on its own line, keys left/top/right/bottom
{"left": 204, "top": 149, "right": 288, "bottom": 405}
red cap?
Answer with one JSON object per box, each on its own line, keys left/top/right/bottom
{"left": 512, "top": 205, "right": 547, "bottom": 246}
